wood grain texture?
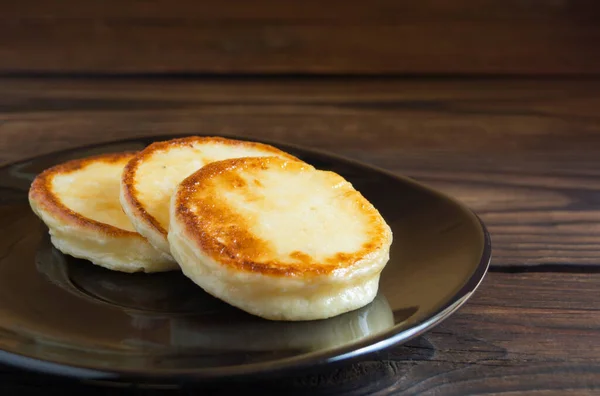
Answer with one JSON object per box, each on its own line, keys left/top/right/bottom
{"left": 0, "top": 77, "right": 599, "bottom": 394}
{"left": 1, "top": 78, "right": 600, "bottom": 268}
{"left": 2, "top": 1, "right": 600, "bottom": 75}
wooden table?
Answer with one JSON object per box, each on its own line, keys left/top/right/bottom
{"left": 1, "top": 77, "right": 599, "bottom": 395}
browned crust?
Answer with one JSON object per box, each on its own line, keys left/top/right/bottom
{"left": 121, "top": 136, "right": 302, "bottom": 238}
{"left": 29, "top": 151, "right": 144, "bottom": 238}
{"left": 173, "top": 156, "right": 390, "bottom": 278}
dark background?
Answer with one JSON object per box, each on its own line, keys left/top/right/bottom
{"left": 2, "top": 0, "right": 600, "bottom": 76}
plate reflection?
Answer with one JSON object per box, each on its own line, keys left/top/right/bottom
{"left": 36, "top": 242, "right": 399, "bottom": 355}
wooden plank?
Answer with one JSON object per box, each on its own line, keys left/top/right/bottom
{"left": 1, "top": 1, "right": 600, "bottom": 75}
{"left": 1, "top": 78, "right": 600, "bottom": 268}
{"left": 0, "top": 78, "right": 600, "bottom": 158}
{"left": 371, "top": 272, "right": 600, "bottom": 395}
{"left": 6, "top": 0, "right": 600, "bottom": 20}
{"left": 2, "top": 272, "right": 599, "bottom": 394}
{"left": 369, "top": 153, "right": 600, "bottom": 267}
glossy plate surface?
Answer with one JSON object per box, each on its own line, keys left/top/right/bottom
{"left": 0, "top": 135, "right": 491, "bottom": 383}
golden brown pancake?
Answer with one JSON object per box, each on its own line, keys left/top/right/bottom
{"left": 120, "top": 136, "right": 300, "bottom": 257}
{"left": 168, "top": 156, "right": 393, "bottom": 321}
{"left": 29, "top": 152, "right": 176, "bottom": 273}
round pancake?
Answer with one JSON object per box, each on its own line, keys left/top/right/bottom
{"left": 29, "top": 152, "right": 177, "bottom": 273}
{"left": 120, "top": 136, "right": 300, "bottom": 257}
{"left": 168, "top": 156, "right": 393, "bottom": 321}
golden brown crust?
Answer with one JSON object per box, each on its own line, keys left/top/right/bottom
{"left": 29, "top": 151, "right": 144, "bottom": 239}
{"left": 173, "top": 156, "right": 391, "bottom": 278}
{"left": 121, "top": 136, "right": 302, "bottom": 238}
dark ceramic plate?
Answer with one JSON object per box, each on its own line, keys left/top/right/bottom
{"left": 0, "top": 135, "right": 491, "bottom": 385}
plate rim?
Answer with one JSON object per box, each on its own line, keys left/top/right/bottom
{"left": 0, "top": 134, "right": 492, "bottom": 382}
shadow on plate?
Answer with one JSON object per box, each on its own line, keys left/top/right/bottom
{"left": 36, "top": 241, "right": 417, "bottom": 354}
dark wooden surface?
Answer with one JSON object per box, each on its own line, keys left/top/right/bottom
{"left": 2, "top": 1, "right": 600, "bottom": 75}
{"left": 1, "top": 77, "right": 600, "bottom": 394}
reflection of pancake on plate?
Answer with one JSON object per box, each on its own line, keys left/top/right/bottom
{"left": 35, "top": 240, "right": 220, "bottom": 315}
{"left": 65, "top": 261, "right": 216, "bottom": 314}
{"left": 35, "top": 238, "right": 404, "bottom": 352}
{"left": 169, "top": 293, "right": 396, "bottom": 352}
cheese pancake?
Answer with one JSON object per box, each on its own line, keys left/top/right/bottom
{"left": 28, "top": 152, "right": 176, "bottom": 273}
{"left": 120, "top": 136, "right": 299, "bottom": 257}
{"left": 168, "top": 156, "right": 393, "bottom": 321}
